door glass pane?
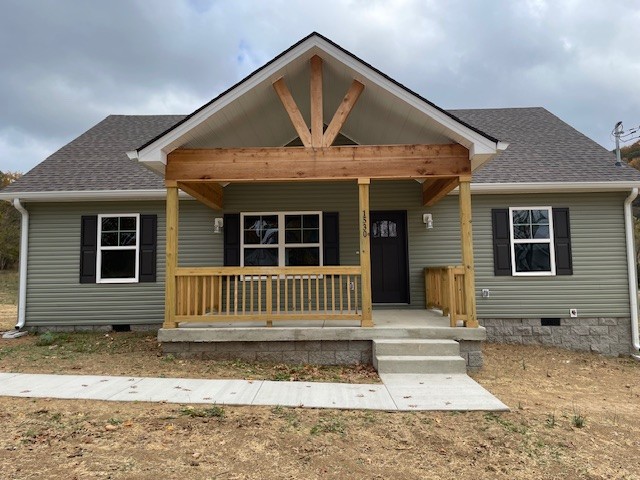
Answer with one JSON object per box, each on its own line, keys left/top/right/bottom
{"left": 101, "top": 250, "right": 136, "bottom": 279}
{"left": 285, "top": 247, "right": 320, "bottom": 266}
{"left": 388, "top": 221, "right": 397, "bottom": 238}
{"left": 380, "top": 221, "right": 388, "bottom": 237}
{"left": 372, "top": 222, "right": 379, "bottom": 238}
{"left": 514, "top": 243, "right": 551, "bottom": 272}
{"left": 244, "top": 248, "right": 278, "bottom": 266}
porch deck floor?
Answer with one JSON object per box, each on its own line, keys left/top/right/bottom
{"left": 160, "top": 309, "right": 485, "bottom": 343}
{"left": 179, "top": 309, "right": 450, "bottom": 329}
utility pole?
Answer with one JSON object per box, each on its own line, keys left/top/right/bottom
{"left": 614, "top": 121, "right": 623, "bottom": 167}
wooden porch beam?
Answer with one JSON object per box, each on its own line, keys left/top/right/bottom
{"left": 310, "top": 55, "right": 323, "bottom": 148}
{"left": 166, "top": 144, "right": 470, "bottom": 182}
{"left": 323, "top": 80, "right": 365, "bottom": 147}
{"left": 272, "top": 77, "right": 311, "bottom": 147}
{"left": 422, "top": 176, "right": 461, "bottom": 206}
{"left": 177, "top": 181, "right": 223, "bottom": 210}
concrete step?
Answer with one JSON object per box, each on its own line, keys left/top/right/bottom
{"left": 372, "top": 339, "right": 459, "bottom": 357}
{"left": 374, "top": 355, "right": 467, "bottom": 374}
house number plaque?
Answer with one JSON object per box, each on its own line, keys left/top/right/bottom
{"left": 362, "top": 210, "right": 368, "bottom": 237}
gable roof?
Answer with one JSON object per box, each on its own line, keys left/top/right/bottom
{"left": 137, "top": 32, "right": 498, "bottom": 153}
{"left": 131, "top": 32, "right": 503, "bottom": 173}
{"left": 2, "top": 107, "right": 639, "bottom": 200}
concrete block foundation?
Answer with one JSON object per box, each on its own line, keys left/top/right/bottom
{"left": 481, "top": 317, "right": 633, "bottom": 356}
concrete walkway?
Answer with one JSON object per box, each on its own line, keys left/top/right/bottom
{"left": 0, "top": 372, "right": 508, "bottom": 411}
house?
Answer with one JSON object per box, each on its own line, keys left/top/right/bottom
{"left": 1, "top": 33, "right": 639, "bottom": 368}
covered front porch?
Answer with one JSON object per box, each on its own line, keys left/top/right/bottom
{"left": 156, "top": 53, "right": 485, "bottom": 332}
{"left": 126, "top": 38, "right": 506, "bottom": 340}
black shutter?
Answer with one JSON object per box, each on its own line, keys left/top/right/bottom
{"left": 323, "top": 212, "right": 340, "bottom": 265}
{"left": 139, "top": 214, "right": 157, "bottom": 282}
{"left": 80, "top": 215, "right": 98, "bottom": 283}
{"left": 224, "top": 213, "right": 241, "bottom": 266}
{"left": 491, "top": 209, "right": 512, "bottom": 276}
{"left": 553, "top": 208, "right": 573, "bottom": 275}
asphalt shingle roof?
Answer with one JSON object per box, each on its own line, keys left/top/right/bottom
{"left": 452, "top": 107, "right": 640, "bottom": 183}
{"left": 3, "top": 107, "right": 639, "bottom": 195}
{"left": 1, "top": 115, "right": 186, "bottom": 193}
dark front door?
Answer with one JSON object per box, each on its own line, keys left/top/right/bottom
{"left": 370, "top": 210, "right": 409, "bottom": 303}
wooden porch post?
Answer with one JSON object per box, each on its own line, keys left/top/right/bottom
{"left": 164, "top": 183, "right": 179, "bottom": 329}
{"left": 358, "top": 178, "right": 373, "bottom": 327}
{"left": 459, "top": 178, "right": 478, "bottom": 327}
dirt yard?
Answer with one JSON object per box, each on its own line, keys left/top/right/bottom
{"left": 1, "top": 293, "right": 640, "bottom": 478}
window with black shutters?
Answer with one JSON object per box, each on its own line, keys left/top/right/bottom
{"left": 80, "top": 213, "right": 157, "bottom": 284}
{"left": 492, "top": 207, "right": 573, "bottom": 277}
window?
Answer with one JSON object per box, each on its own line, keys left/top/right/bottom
{"left": 96, "top": 214, "right": 140, "bottom": 283}
{"left": 241, "top": 212, "right": 322, "bottom": 267}
{"left": 509, "top": 207, "right": 555, "bottom": 276}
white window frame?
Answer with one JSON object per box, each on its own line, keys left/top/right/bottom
{"left": 508, "top": 206, "right": 556, "bottom": 277}
{"left": 240, "top": 211, "right": 324, "bottom": 269}
{"left": 96, "top": 213, "right": 140, "bottom": 283}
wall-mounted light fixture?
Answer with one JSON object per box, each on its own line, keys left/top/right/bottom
{"left": 213, "top": 217, "right": 224, "bottom": 234}
{"left": 422, "top": 213, "right": 433, "bottom": 230}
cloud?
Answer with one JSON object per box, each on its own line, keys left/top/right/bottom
{"left": 1, "top": 0, "right": 639, "bottom": 173}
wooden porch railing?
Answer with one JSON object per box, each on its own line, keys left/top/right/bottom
{"left": 424, "top": 266, "right": 469, "bottom": 327}
{"left": 174, "top": 266, "right": 363, "bottom": 325}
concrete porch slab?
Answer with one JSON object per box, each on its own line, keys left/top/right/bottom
{"left": 158, "top": 309, "right": 486, "bottom": 343}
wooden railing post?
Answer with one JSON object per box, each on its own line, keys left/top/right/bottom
{"left": 446, "top": 267, "right": 457, "bottom": 327}
{"left": 164, "top": 183, "right": 179, "bottom": 328}
{"left": 358, "top": 178, "right": 373, "bottom": 327}
{"left": 459, "top": 178, "right": 478, "bottom": 327}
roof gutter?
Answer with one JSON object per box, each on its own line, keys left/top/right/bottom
{"left": 467, "top": 182, "right": 640, "bottom": 194}
{"left": 0, "top": 189, "right": 195, "bottom": 203}
{"left": 623, "top": 188, "right": 640, "bottom": 360}
{"left": 12, "top": 199, "right": 28, "bottom": 330}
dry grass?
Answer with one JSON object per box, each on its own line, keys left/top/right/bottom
{"left": 1, "top": 291, "right": 640, "bottom": 478}
{"left": 0, "top": 328, "right": 379, "bottom": 383}
{"left": 0, "top": 341, "right": 638, "bottom": 479}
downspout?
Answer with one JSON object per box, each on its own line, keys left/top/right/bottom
{"left": 13, "top": 198, "right": 28, "bottom": 330}
{"left": 623, "top": 188, "right": 640, "bottom": 360}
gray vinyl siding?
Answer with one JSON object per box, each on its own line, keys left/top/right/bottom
{"left": 22, "top": 184, "right": 631, "bottom": 326}
{"left": 472, "top": 192, "right": 631, "bottom": 318}
{"left": 25, "top": 201, "right": 167, "bottom": 326}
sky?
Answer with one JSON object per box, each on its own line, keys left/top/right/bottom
{"left": 1, "top": 0, "right": 640, "bottom": 173}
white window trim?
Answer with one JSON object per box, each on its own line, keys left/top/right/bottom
{"left": 508, "top": 206, "right": 556, "bottom": 277}
{"left": 96, "top": 213, "right": 140, "bottom": 284}
{"left": 240, "top": 211, "right": 324, "bottom": 270}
